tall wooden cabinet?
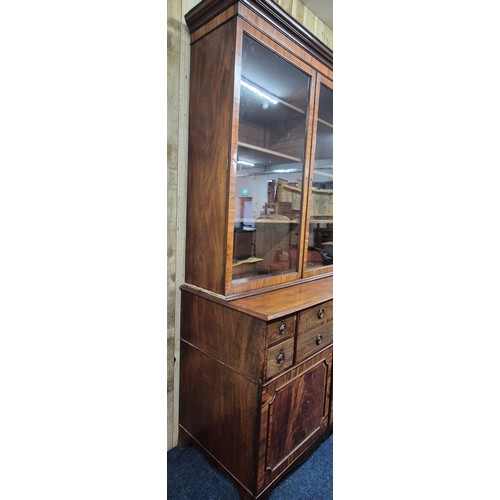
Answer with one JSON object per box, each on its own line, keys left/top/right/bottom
{"left": 179, "top": 1, "right": 333, "bottom": 498}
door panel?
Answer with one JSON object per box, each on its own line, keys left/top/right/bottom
{"left": 258, "top": 348, "right": 332, "bottom": 491}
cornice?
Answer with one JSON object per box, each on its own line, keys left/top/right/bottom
{"left": 185, "top": 0, "right": 332, "bottom": 68}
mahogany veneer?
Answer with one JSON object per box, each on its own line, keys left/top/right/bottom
{"left": 180, "top": 278, "right": 333, "bottom": 499}
{"left": 180, "top": 1, "right": 333, "bottom": 498}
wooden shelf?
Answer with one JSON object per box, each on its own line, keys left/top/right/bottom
{"left": 318, "top": 118, "right": 333, "bottom": 128}
{"left": 233, "top": 256, "right": 263, "bottom": 266}
{"left": 309, "top": 216, "right": 333, "bottom": 222}
{"left": 241, "top": 80, "right": 306, "bottom": 114}
{"left": 275, "top": 97, "right": 305, "bottom": 115}
{"left": 235, "top": 218, "right": 300, "bottom": 224}
{"left": 256, "top": 218, "right": 299, "bottom": 224}
{"left": 239, "top": 84, "right": 306, "bottom": 128}
{"left": 238, "top": 142, "right": 302, "bottom": 165}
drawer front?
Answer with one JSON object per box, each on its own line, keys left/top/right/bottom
{"left": 297, "top": 301, "right": 332, "bottom": 332}
{"left": 295, "top": 324, "right": 333, "bottom": 364}
{"left": 267, "top": 315, "right": 296, "bottom": 346}
{"left": 266, "top": 338, "right": 294, "bottom": 379}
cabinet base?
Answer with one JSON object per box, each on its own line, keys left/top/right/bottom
{"left": 178, "top": 425, "right": 332, "bottom": 500}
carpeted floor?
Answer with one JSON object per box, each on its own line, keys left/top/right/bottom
{"left": 167, "top": 435, "right": 332, "bottom": 499}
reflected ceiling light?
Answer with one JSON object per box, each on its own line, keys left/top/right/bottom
{"left": 271, "top": 168, "right": 298, "bottom": 173}
{"left": 237, "top": 160, "right": 255, "bottom": 166}
{"left": 240, "top": 80, "right": 278, "bottom": 105}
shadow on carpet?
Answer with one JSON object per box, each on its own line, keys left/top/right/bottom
{"left": 167, "top": 435, "right": 332, "bottom": 499}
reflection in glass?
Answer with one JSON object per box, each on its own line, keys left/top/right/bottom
{"left": 306, "top": 84, "right": 333, "bottom": 270}
{"left": 232, "top": 34, "right": 310, "bottom": 283}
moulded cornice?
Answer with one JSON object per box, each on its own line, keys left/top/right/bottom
{"left": 185, "top": 0, "right": 332, "bottom": 68}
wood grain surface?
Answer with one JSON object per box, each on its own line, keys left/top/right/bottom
{"left": 228, "top": 276, "right": 332, "bottom": 320}
{"left": 185, "top": 19, "right": 236, "bottom": 294}
{"left": 179, "top": 342, "right": 260, "bottom": 489}
{"left": 180, "top": 2, "right": 334, "bottom": 498}
{"left": 181, "top": 290, "right": 267, "bottom": 381}
{"left": 266, "top": 338, "right": 294, "bottom": 379}
{"left": 257, "top": 347, "right": 332, "bottom": 492}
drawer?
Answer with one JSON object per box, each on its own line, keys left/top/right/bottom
{"left": 297, "top": 301, "right": 332, "bottom": 332}
{"left": 267, "top": 315, "right": 296, "bottom": 346}
{"left": 295, "top": 324, "right": 333, "bottom": 364}
{"left": 266, "top": 338, "right": 294, "bottom": 379}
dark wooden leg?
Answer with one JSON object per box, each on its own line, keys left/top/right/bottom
{"left": 256, "top": 490, "right": 270, "bottom": 500}
{"left": 235, "top": 484, "right": 256, "bottom": 500}
{"left": 177, "top": 426, "right": 192, "bottom": 450}
{"left": 235, "top": 484, "right": 271, "bottom": 500}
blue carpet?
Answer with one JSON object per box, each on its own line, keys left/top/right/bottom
{"left": 167, "top": 435, "right": 332, "bottom": 499}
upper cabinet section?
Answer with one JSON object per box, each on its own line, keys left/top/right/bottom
{"left": 184, "top": 0, "right": 332, "bottom": 299}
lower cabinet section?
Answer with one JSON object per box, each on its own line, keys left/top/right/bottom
{"left": 179, "top": 341, "right": 332, "bottom": 499}
{"left": 179, "top": 279, "right": 333, "bottom": 499}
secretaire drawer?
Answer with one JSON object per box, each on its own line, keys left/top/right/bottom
{"left": 266, "top": 315, "right": 296, "bottom": 346}
{"left": 297, "top": 301, "right": 332, "bottom": 333}
{"left": 295, "top": 324, "right": 333, "bottom": 364}
{"left": 266, "top": 338, "right": 294, "bottom": 379}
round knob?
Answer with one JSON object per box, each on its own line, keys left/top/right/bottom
{"left": 316, "top": 334, "right": 323, "bottom": 345}
{"left": 277, "top": 351, "right": 285, "bottom": 364}
{"left": 279, "top": 321, "right": 286, "bottom": 335}
{"left": 318, "top": 308, "right": 325, "bottom": 319}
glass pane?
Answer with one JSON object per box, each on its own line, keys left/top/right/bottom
{"left": 232, "top": 34, "right": 311, "bottom": 283}
{"left": 306, "top": 84, "right": 333, "bottom": 270}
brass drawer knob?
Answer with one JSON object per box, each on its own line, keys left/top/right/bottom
{"left": 316, "top": 334, "right": 323, "bottom": 345}
{"left": 277, "top": 351, "right": 285, "bottom": 364}
{"left": 279, "top": 321, "right": 286, "bottom": 335}
{"left": 318, "top": 307, "right": 325, "bottom": 319}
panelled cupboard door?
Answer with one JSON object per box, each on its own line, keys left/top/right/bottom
{"left": 257, "top": 347, "right": 332, "bottom": 491}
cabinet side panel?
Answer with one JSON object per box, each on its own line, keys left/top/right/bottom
{"left": 179, "top": 342, "right": 259, "bottom": 491}
{"left": 181, "top": 291, "right": 266, "bottom": 381}
{"left": 185, "top": 20, "right": 236, "bottom": 294}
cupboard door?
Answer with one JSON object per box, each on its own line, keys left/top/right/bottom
{"left": 304, "top": 77, "right": 333, "bottom": 277}
{"left": 229, "top": 31, "right": 316, "bottom": 292}
{"left": 258, "top": 348, "right": 332, "bottom": 489}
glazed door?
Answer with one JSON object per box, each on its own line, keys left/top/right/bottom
{"left": 226, "top": 23, "right": 317, "bottom": 296}
{"left": 303, "top": 75, "right": 333, "bottom": 278}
